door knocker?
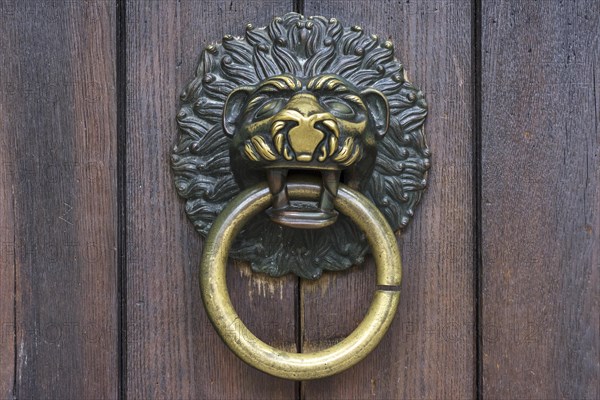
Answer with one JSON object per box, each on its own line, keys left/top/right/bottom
{"left": 171, "top": 12, "right": 429, "bottom": 380}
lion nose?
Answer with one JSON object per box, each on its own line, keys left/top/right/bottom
{"left": 286, "top": 113, "right": 337, "bottom": 161}
{"left": 271, "top": 94, "right": 340, "bottom": 162}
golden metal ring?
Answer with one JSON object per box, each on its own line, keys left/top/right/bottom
{"left": 200, "top": 179, "right": 402, "bottom": 380}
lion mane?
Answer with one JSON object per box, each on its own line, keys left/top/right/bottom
{"left": 172, "top": 13, "right": 429, "bottom": 279}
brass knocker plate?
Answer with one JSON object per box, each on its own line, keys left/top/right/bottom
{"left": 171, "top": 12, "right": 429, "bottom": 379}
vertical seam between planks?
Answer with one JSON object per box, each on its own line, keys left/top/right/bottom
{"left": 116, "top": 1, "right": 128, "bottom": 399}
{"left": 12, "top": 191, "right": 17, "bottom": 400}
{"left": 294, "top": 0, "right": 304, "bottom": 15}
{"left": 295, "top": 278, "right": 304, "bottom": 400}
{"left": 471, "top": 0, "right": 483, "bottom": 399}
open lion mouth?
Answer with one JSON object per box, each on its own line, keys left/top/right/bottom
{"left": 265, "top": 168, "right": 342, "bottom": 229}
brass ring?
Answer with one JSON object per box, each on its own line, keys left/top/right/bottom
{"left": 200, "top": 179, "right": 402, "bottom": 380}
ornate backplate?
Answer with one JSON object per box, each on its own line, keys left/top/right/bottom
{"left": 171, "top": 12, "right": 430, "bottom": 279}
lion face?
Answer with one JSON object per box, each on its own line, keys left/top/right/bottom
{"left": 223, "top": 73, "right": 389, "bottom": 167}
{"left": 223, "top": 74, "right": 389, "bottom": 190}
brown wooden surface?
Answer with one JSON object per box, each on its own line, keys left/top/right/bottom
{"left": 300, "top": 1, "right": 476, "bottom": 398}
{"left": 0, "top": 1, "right": 118, "bottom": 399}
{"left": 481, "top": 1, "right": 599, "bottom": 399}
{"left": 0, "top": 11, "right": 16, "bottom": 391}
{"left": 2, "top": 1, "right": 599, "bottom": 399}
{"left": 125, "top": 1, "right": 298, "bottom": 398}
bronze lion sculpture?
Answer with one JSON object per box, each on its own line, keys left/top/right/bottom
{"left": 172, "top": 13, "right": 429, "bottom": 279}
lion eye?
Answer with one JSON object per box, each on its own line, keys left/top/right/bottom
{"left": 322, "top": 98, "right": 355, "bottom": 118}
{"left": 254, "top": 98, "right": 285, "bottom": 120}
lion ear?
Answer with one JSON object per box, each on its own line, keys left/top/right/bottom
{"left": 223, "top": 86, "right": 253, "bottom": 137}
{"left": 362, "top": 88, "right": 390, "bottom": 139}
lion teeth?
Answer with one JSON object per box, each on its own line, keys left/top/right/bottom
{"left": 283, "top": 146, "right": 293, "bottom": 161}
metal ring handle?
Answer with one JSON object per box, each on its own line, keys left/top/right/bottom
{"left": 200, "top": 179, "right": 402, "bottom": 380}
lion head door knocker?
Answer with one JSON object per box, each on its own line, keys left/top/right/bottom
{"left": 171, "top": 13, "right": 429, "bottom": 379}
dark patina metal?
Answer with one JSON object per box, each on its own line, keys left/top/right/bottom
{"left": 171, "top": 13, "right": 430, "bottom": 279}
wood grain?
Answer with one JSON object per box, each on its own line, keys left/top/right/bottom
{"left": 2, "top": 1, "right": 595, "bottom": 398}
{"left": 125, "top": 1, "right": 298, "bottom": 398}
{"left": 0, "top": 2, "right": 17, "bottom": 395}
{"left": 301, "top": 1, "right": 475, "bottom": 398}
{"left": 481, "top": 1, "right": 599, "bottom": 399}
{"left": 0, "top": 20, "right": 19, "bottom": 398}
{"left": 0, "top": 1, "right": 118, "bottom": 399}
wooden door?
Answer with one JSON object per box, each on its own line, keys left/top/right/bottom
{"left": 0, "top": 1, "right": 597, "bottom": 399}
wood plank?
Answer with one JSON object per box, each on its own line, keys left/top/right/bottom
{"left": 481, "top": 1, "right": 599, "bottom": 399}
{"left": 0, "top": 1, "right": 118, "bottom": 398}
{"left": 125, "top": 2, "right": 298, "bottom": 398}
{"left": 0, "top": 191, "right": 15, "bottom": 398}
{"left": 301, "top": 1, "right": 475, "bottom": 398}
{"left": 0, "top": 62, "right": 16, "bottom": 399}
{"left": 0, "top": 2, "right": 17, "bottom": 395}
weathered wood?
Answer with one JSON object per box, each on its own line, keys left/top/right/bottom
{"left": 300, "top": 1, "right": 475, "bottom": 398}
{"left": 0, "top": 1, "right": 118, "bottom": 398}
{"left": 125, "top": 1, "right": 298, "bottom": 398}
{"left": 481, "top": 1, "right": 599, "bottom": 399}
{"left": 0, "top": 3, "right": 17, "bottom": 394}
{"left": 0, "top": 53, "right": 16, "bottom": 397}
{"left": 0, "top": 205, "right": 14, "bottom": 398}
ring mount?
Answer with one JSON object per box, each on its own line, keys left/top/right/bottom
{"left": 200, "top": 178, "right": 402, "bottom": 379}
